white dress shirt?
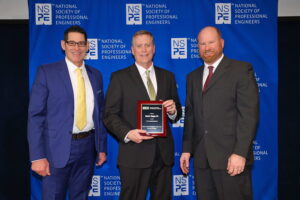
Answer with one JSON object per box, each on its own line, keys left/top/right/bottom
{"left": 135, "top": 62, "right": 157, "bottom": 95}
{"left": 65, "top": 57, "right": 94, "bottom": 133}
{"left": 202, "top": 54, "right": 224, "bottom": 88}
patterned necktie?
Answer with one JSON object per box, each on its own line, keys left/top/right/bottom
{"left": 203, "top": 66, "right": 214, "bottom": 92}
{"left": 146, "top": 70, "right": 156, "bottom": 100}
{"left": 75, "top": 68, "right": 87, "bottom": 130}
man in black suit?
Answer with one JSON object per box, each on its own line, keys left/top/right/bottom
{"left": 180, "top": 26, "right": 259, "bottom": 200}
{"left": 104, "top": 30, "right": 182, "bottom": 200}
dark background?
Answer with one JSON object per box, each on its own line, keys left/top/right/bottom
{"left": 0, "top": 20, "right": 29, "bottom": 200}
{"left": 278, "top": 17, "right": 300, "bottom": 200}
{"left": 0, "top": 17, "right": 299, "bottom": 199}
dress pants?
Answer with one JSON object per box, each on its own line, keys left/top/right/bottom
{"left": 194, "top": 144, "right": 253, "bottom": 200}
{"left": 119, "top": 143, "right": 172, "bottom": 200}
{"left": 42, "top": 134, "right": 96, "bottom": 200}
{"left": 194, "top": 167, "right": 253, "bottom": 200}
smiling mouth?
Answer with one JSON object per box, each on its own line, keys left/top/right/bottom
{"left": 71, "top": 52, "right": 83, "bottom": 55}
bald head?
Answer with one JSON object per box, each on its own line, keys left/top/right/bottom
{"left": 198, "top": 26, "right": 224, "bottom": 65}
{"left": 198, "top": 26, "right": 222, "bottom": 39}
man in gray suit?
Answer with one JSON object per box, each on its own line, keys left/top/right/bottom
{"left": 104, "top": 30, "right": 182, "bottom": 200}
{"left": 180, "top": 26, "right": 259, "bottom": 200}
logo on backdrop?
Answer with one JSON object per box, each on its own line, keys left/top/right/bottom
{"left": 215, "top": 3, "right": 231, "bottom": 24}
{"left": 35, "top": 3, "right": 52, "bottom": 25}
{"left": 171, "top": 38, "right": 187, "bottom": 59}
{"left": 126, "top": 4, "right": 142, "bottom": 25}
{"left": 85, "top": 39, "right": 98, "bottom": 60}
{"left": 89, "top": 176, "right": 100, "bottom": 196}
{"left": 173, "top": 175, "right": 189, "bottom": 196}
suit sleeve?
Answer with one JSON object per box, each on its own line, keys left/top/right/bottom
{"left": 182, "top": 74, "right": 194, "bottom": 153}
{"left": 103, "top": 73, "right": 132, "bottom": 142}
{"left": 170, "top": 72, "right": 182, "bottom": 122}
{"left": 27, "top": 66, "right": 48, "bottom": 161}
{"left": 95, "top": 71, "right": 107, "bottom": 153}
{"left": 234, "top": 64, "right": 259, "bottom": 158}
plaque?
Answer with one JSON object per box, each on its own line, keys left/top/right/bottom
{"left": 137, "top": 101, "right": 167, "bottom": 137}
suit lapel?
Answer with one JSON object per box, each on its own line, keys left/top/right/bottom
{"left": 59, "top": 60, "right": 74, "bottom": 100}
{"left": 129, "top": 65, "right": 150, "bottom": 100}
{"left": 86, "top": 65, "right": 102, "bottom": 117}
{"left": 86, "top": 66, "right": 97, "bottom": 97}
{"left": 204, "top": 56, "right": 230, "bottom": 92}
{"left": 197, "top": 66, "right": 204, "bottom": 99}
{"left": 155, "top": 67, "right": 163, "bottom": 101}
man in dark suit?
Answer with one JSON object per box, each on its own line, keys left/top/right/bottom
{"left": 104, "top": 30, "right": 182, "bottom": 200}
{"left": 27, "top": 26, "right": 107, "bottom": 200}
{"left": 180, "top": 26, "right": 259, "bottom": 200}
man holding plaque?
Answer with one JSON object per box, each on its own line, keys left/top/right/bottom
{"left": 180, "top": 26, "right": 259, "bottom": 200}
{"left": 104, "top": 30, "right": 182, "bottom": 200}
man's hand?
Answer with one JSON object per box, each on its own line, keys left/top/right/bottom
{"left": 127, "top": 129, "right": 154, "bottom": 143}
{"left": 180, "top": 153, "right": 191, "bottom": 174}
{"left": 31, "top": 159, "right": 50, "bottom": 176}
{"left": 96, "top": 152, "right": 107, "bottom": 166}
{"left": 227, "top": 154, "right": 246, "bottom": 176}
{"left": 163, "top": 100, "right": 176, "bottom": 115}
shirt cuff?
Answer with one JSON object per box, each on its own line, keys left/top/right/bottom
{"left": 167, "top": 110, "right": 177, "bottom": 120}
{"left": 31, "top": 158, "right": 46, "bottom": 162}
{"left": 124, "top": 132, "right": 131, "bottom": 143}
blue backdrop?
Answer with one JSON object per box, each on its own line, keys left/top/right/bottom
{"left": 29, "top": 0, "right": 278, "bottom": 199}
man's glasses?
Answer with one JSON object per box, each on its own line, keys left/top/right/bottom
{"left": 65, "top": 40, "right": 87, "bottom": 47}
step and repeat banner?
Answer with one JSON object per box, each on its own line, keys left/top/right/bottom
{"left": 29, "top": 0, "right": 278, "bottom": 199}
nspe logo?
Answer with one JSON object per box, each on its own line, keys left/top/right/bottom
{"left": 35, "top": 4, "right": 52, "bottom": 25}
{"left": 215, "top": 3, "right": 231, "bottom": 24}
{"left": 126, "top": 4, "right": 142, "bottom": 25}
{"left": 173, "top": 175, "right": 189, "bottom": 196}
{"left": 171, "top": 38, "right": 187, "bottom": 59}
{"left": 89, "top": 175, "right": 100, "bottom": 196}
{"left": 85, "top": 39, "right": 98, "bottom": 60}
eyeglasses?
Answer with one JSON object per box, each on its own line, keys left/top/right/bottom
{"left": 65, "top": 40, "right": 87, "bottom": 47}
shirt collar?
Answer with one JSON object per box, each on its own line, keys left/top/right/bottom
{"left": 135, "top": 62, "right": 154, "bottom": 75}
{"left": 65, "top": 57, "right": 86, "bottom": 72}
{"left": 204, "top": 54, "right": 224, "bottom": 69}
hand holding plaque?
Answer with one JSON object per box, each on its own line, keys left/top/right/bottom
{"left": 137, "top": 101, "right": 167, "bottom": 137}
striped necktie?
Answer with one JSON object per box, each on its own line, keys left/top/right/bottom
{"left": 146, "top": 70, "right": 156, "bottom": 100}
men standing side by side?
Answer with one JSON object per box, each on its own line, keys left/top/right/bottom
{"left": 28, "top": 25, "right": 107, "bottom": 200}
{"left": 180, "top": 26, "right": 259, "bottom": 200}
{"left": 104, "top": 30, "right": 182, "bottom": 200}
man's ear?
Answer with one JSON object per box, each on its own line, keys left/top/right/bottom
{"left": 61, "top": 40, "right": 66, "bottom": 51}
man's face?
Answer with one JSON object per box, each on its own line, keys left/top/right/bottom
{"left": 131, "top": 34, "right": 155, "bottom": 69}
{"left": 198, "top": 27, "right": 224, "bottom": 65}
{"left": 61, "top": 32, "right": 89, "bottom": 67}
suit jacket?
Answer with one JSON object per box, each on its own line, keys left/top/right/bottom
{"left": 28, "top": 60, "right": 107, "bottom": 168}
{"left": 104, "top": 64, "right": 182, "bottom": 168}
{"left": 183, "top": 56, "right": 259, "bottom": 170}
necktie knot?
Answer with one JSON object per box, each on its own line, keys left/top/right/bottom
{"left": 145, "top": 70, "right": 150, "bottom": 77}
{"left": 76, "top": 67, "right": 82, "bottom": 72}
{"left": 76, "top": 68, "right": 83, "bottom": 76}
{"left": 203, "top": 66, "right": 214, "bottom": 92}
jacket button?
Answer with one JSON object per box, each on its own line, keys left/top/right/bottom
{"left": 205, "top": 130, "right": 208, "bottom": 134}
